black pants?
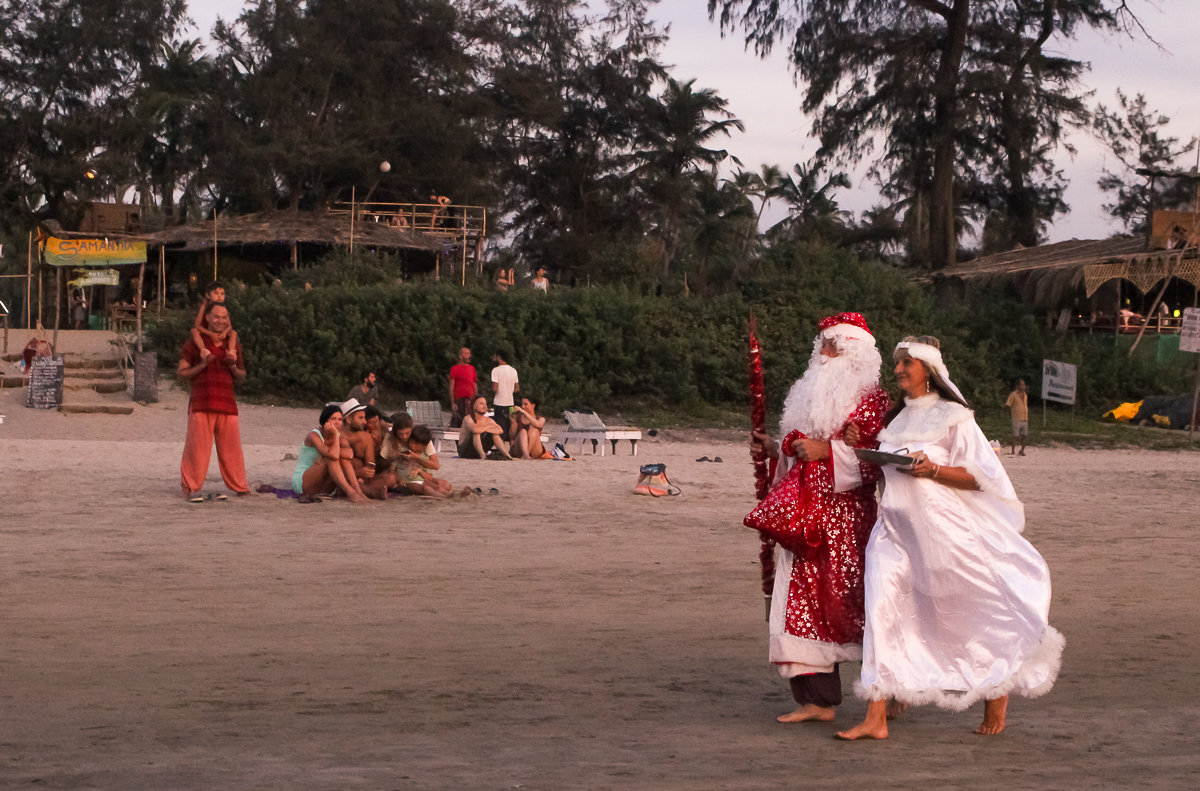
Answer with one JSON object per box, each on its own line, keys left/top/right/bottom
{"left": 788, "top": 664, "right": 842, "bottom": 707}
{"left": 492, "top": 405, "right": 513, "bottom": 439}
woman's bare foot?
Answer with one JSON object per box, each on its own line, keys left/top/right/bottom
{"left": 835, "top": 699, "right": 888, "bottom": 740}
{"left": 886, "top": 699, "right": 909, "bottom": 720}
{"left": 974, "top": 696, "right": 1008, "bottom": 735}
{"left": 777, "top": 704, "right": 835, "bottom": 723}
{"left": 348, "top": 490, "right": 370, "bottom": 504}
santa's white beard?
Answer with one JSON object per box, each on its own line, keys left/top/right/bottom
{"left": 779, "top": 347, "right": 881, "bottom": 440}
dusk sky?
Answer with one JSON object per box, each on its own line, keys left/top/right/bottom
{"left": 190, "top": 0, "right": 1200, "bottom": 244}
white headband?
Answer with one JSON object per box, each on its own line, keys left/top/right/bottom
{"left": 895, "top": 341, "right": 966, "bottom": 404}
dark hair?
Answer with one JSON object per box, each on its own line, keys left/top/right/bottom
{"left": 202, "top": 300, "right": 227, "bottom": 319}
{"left": 410, "top": 425, "right": 432, "bottom": 445}
{"left": 521, "top": 395, "right": 537, "bottom": 407}
{"left": 390, "top": 412, "right": 413, "bottom": 431}
{"left": 494, "top": 349, "right": 510, "bottom": 362}
{"left": 204, "top": 281, "right": 226, "bottom": 296}
{"left": 318, "top": 404, "right": 341, "bottom": 427}
{"left": 362, "top": 371, "right": 374, "bottom": 381}
{"left": 364, "top": 405, "right": 382, "bottom": 420}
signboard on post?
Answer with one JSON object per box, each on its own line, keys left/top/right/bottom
{"left": 1180, "top": 307, "right": 1200, "bottom": 353}
{"left": 1042, "top": 360, "right": 1077, "bottom": 405}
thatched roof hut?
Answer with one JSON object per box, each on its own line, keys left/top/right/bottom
{"left": 144, "top": 209, "right": 444, "bottom": 253}
{"left": 933, "top": 237, "right": 1200, "bottom": 311}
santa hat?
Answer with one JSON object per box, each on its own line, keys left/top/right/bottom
{"left": 817, "top": 312, "right": 875, "bottom": 346}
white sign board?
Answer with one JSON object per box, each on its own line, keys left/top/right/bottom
{"left": 1181, "top": 308, "right": 1200, "bottom": 353}
{"left": 1042, "top": 359, "right": 1077, "bottom": 405}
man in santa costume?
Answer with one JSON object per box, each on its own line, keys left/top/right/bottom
{"left": 745, "top": 312, "right": 890, "bottom": 723}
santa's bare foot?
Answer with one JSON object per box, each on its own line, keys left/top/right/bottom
{"left": 886, "top": 700, "right": 909, "bottom": 720}
{"left": 777, "top": 704, "right": 835, "bottom": 723}
{"left": 974, "top": 696, "right": 1008, "bottom": 735}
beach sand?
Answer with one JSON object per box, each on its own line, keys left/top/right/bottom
{"left": 2, "top": 381, "right": 1198, "bottom": 789}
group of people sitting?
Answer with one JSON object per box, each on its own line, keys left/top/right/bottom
{"left": 291, "top": 398, "right": 468, "bottom": 504}
{"left": 456, "top": 395, "right": 550, "bottom": 461}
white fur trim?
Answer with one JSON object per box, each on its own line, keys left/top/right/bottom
{"left": 830, "top": 440, "right": 863, "bottom": 493}
{"left": 855, "top": 626, "right": 1065, "bottom": 711}
{"left": 822, "top": 323, "right": 873, "bottom": 346}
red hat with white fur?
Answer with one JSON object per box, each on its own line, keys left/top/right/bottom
{"left": 817, "top": 312, "right": 874, "bottom": 345}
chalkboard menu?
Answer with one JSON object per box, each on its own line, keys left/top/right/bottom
{"left": 26, "top": 355, "right": 64, "bottom": 409}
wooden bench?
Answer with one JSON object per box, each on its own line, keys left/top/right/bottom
{"left": 561, "top": 410, "right": 641, "bottom": 456}
{"left": 405, "top": 400, "right": 460, "bottom": 454}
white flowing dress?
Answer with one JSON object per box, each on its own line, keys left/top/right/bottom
{"left": 857, "top": 394, "right": 1064, "bottom": 710}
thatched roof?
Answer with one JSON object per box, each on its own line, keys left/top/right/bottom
{"left": 931, "top": 237, "right": 1200, "bottom": 309}
{"left": 938, "top": 237, "right": 1149, "bottom": 280}
{"left": 144, "top": 209, "right": 444, "bottom": 252}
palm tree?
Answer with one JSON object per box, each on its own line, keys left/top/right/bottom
{"left": 632, "top": 78, "right": 744, "bottom": 277}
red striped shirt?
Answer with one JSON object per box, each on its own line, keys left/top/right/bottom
{"left": 182, "top": 337, "right": 244, "bottom": 415}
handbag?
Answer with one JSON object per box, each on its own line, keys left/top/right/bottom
{"left": 634, "top": 463, "right": 681, "bottom": 497}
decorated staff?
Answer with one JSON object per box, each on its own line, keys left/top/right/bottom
{"left": 743, "top": 313, "right": 891, "bottom": 725}
{"left": 746, "top": 316, "right": 776, "bottom": 619}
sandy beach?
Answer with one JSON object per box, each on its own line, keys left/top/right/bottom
{"left": 2, "top": 380, "right": 1199, "bottom": 789}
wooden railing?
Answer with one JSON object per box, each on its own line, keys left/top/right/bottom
{"left": 330, "top": 201, "right": 487, "bottom": 283}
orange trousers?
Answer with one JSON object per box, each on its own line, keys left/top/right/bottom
{"left": 180, "top": 411, "right": 249, "bottom": 495}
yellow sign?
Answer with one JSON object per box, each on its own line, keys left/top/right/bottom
{"left": 44, "top": 236, "right": 146, "bottom": 267}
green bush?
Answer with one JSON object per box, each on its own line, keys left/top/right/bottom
{"left": 145, "top": 247, "right": 1194, "bottom": 420}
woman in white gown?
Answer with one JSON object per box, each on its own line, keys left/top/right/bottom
{"left": 837, "top": 336, "right": 1064, "bottom": 739}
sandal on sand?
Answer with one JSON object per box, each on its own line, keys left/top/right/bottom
{"left": 187, "top": 493, "right": 205, "bottom": 503}
{"left": 209, "top": 493, "right": 228, "bottom": 502}
{"left": 695, "top": 455, "right": 711, "bottom": 462}
{"left": 488, "top": 487, "right": 500, "bottom": 496}
{"left": 297, "top": 494, "right": 323, "bottom": 504}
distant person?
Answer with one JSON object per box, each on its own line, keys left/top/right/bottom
{"left": 1004, "top": 379, "right": 1029, "bottom": 456}
{"left": 531, "top": 267, "right": 549, "bottom": 292}
{"left": 191, "top": 281, "right": 239, "bottom": 360}
{"left": 490, "top": 350, "right": 519, "bottom": 439}
{"left": 511, "top": 396, "right": 548, "bottom": 459}
{"left": 395, "top": 425, "right": 467, "bottom": 497}
{"left": 71, "top": 289, "right": 87, "bottom": 330}
{"left": 448, "top": 347, "right": 477, "bottom": 428}
{"left": 347, "top": 371, "right": 378, "bottom": 406}
{"left": 178, "top": 303, "right": 250, "bottom": 502}
{"left": 458, "top": 395, "right": 512, "bottom": 460}
{"left": 495, "top": 268, "right": 514, "bottom": 292}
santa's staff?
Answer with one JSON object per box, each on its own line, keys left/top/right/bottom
{"left": 747, "top": 316, "right": 775, "bottom": 619}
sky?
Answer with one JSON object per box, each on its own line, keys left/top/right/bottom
{"left": 187, "top": 0, "right": 1200, "bottom": 244}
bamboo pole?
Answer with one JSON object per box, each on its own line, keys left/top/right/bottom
{"left": 24, "top": 231, "right": 32, "bottom": 329}
{"left": 212, "top": 211, "right": 218, "bottom": 281}
{"left": 158, "top": 245, "right": 165, "bottom": 315}
{"left": 136, "top": 261, "right": 145, "bottom": 353}
{"left": 350, "top": 187, "right": 356, "bottom": 253}
{"left": 52, "top": 265, "right": 62, "bottom": 350}
{"left": 1129, "top": 258, "right": 1175, "bottom": 355}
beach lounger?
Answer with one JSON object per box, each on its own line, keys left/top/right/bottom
{"left": 561, "top": 410, "right": 641, "bottom": 456}
{"left": 405, "top": 400, "right": 460, "bottom": 453}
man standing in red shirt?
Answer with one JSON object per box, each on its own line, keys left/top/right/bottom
{"left": 177, "top": 303, "right": 250, "bottom": 501}
{"left": 448, "top": 346, "right": 477, "bottom": 428}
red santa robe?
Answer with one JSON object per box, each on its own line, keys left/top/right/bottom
{"left": 744, "top": 386, "right": 890, "bottom": 675}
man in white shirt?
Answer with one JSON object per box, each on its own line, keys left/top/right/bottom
{"left": 490, "top": 350, "right": 519, "bottom": 439}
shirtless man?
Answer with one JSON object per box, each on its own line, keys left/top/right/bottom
{"left": 343, "top": 399, "right": 388, "bottom": 499}
{"left": 458, "top": 396, "right": 512, "bottom": 459}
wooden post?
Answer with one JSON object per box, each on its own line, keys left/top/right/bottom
{"left": 1129, "top": 258, "right": 1175, "bottom": 355}
{"left": 291, "top": 241, "right": 298, "bottom": 270}
{"left": 24, "top": 231, "right": 32, "bottom": 329}
{"left": 136, "top": 261, "right": 145, "bottom": 353}
{"left": 37, "top": 258, "right": 43, "bottom": 328}
{"left": 158, "top": 245, "right": 166, "bottom": 315}
{"left": 52, "top": 265, "right": 62, "bottom": 350}
{"left": 350, "top": 187, "right": 356, "bottom": 253}
{"left": 212, "top": 211, "right": 218, "bottom": 281}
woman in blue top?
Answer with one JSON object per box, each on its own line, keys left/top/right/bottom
{"left": 292, "top": 404, "right": 369, "bottom": 504}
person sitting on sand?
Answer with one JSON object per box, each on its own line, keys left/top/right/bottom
{"left": 292, "top": 404, "right": 369, "bottom": 504}
{"left": 343, "top": 399, "right": 388, "bottom": 499}
{"left": 395, "top": 426, "right": 471, "bottom": 498}
{"left": 511, "top": 396, "right": 549, "bottom": 459}
{"left": 458, "top": 396, "right": 512, "bottom": 459}
{"left": 190, "top": 281, "right": 238, "bottom": 363}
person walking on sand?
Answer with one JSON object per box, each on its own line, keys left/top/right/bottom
{"left": 744, "top": 313, "right": 890, "bottom": 725}
{"left": 1005, "top": 378, "right": 1029, "bottom": 456}
{"left": 836, "top": 337, "right": 1063, "bottom": 741}
{"left": 178, "top": 303, "right": 250, "bottom": 501}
